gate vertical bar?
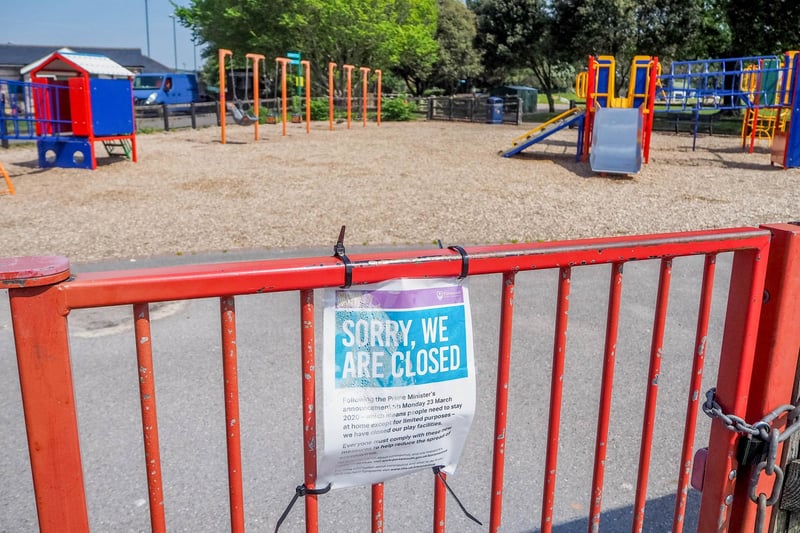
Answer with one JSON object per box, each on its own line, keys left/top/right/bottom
{"left": 4, "top": 258, "right": 88, "bottom": 533}
{"left": 372, "top": 483, "right": 384, "bottom": 533}
{"left": 541, "top": 266, "right": 572, "bottom": 533}
{"left": 433, "top": 471, "right": 447, "bottom": 533}
{"left": 633, "top": 258, "right": 673, "bottom": 532}
{"left": 221, "top": 296, "right": 245, "bottom": 532}
{"left": 673, "top": 254, "right": 718, "bottom": 532}
{"left": 489, "top": 272, "right": 517, "bottom": 532}
{"left": 589, "top": 262, "right": 625, "bottom": 532}
{"left": 133, "top": 303, "right": 167, "bottom": 533}
{"left": 732, "top": 223, "right": 800, "bottom": 531}
{"left": 300, "top": 289, "right": 320, "bottom": 532}
{"left": 698, "top": 243, "right": 770, "bottom": 531}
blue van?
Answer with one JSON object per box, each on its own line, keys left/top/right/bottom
{"left": 133, "top": 73, "right": 200, "bottom": 105}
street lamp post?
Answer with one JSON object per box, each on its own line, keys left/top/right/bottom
{"left": 170, "top": 15, "right": 178, "bottom": 70}
{"left": 144, "top": 0, "right": 151, "bottom": 56}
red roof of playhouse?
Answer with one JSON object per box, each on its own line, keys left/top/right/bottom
{"left": 26, "top": 50, "right": 134, "bottom": 79}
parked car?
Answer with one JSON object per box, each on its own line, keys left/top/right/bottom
{"left": 133, "top": 73, "right": 201, "bottom": 105}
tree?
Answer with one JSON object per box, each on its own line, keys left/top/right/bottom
{"left": 470, "top": 0, "right": 570, "bottom": 112}
{"left": 175, "top": 0, "right": 439, "bottom": 96}
{"left": 429, "top": 0, "right": 482, "bottom": 94}
{"left": 726, "top": 0, "right": 800, "bottom": 56}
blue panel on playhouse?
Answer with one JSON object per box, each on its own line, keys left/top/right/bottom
{"left": 37, "top": 138, "right": 93, "bottom": 169}
{"left": 90, "top": 79, "right": 134, "bottom": 136}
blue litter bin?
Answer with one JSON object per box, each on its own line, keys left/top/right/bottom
{"left": 487, "top": 97, "right": 504, "bottom": 124}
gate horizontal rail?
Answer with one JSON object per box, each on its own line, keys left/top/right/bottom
{"left": 3, "top": 225, "right": 799, "bottom": 532}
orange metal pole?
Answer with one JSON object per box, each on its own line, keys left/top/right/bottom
{"left": 343, "top": 64, "right": 354, "bottom": 129}
{"left": 276, "top": 58, "right": 290, "bottom": 137}
{"left": 219, "top": 49, "right": 233, "bottom": 145}
{"left": 302, "top": 60, "right": 311, "bottom": 134}
{"left": 2, "top": 257, "right": 89, "bottom": 533}
{"left": 360, "top": 67, "right": 371, "bottom": 127}
{"left": 328, "top": 62, "right": 336, "bottom": 131}
{"left": 583, "top": 56, "right": 596, "bottom": 162}
{"left": 246, "top": 53, "right": 265, "bottom": 141}
{"left": 375, "top": 69, "right": 382, "bottom": 126}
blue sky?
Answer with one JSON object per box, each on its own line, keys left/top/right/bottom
{"left": 3, "top": 0, "right": 204, "bottom": 71}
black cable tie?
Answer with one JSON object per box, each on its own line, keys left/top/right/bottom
{"left": 274, "top": 483, "right": 332, "bottom": 533}
{"left": 448, "top": 245, "right": 470, "bottom": 279}
{"left": 333, "top": 225, "right": 352, "bottom": 288}
{"left": 433, "top": 466, "right": 483, "bottom": 526}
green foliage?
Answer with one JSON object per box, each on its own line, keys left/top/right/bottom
{"left": 309, "top": 98, "right": 329, "bottom": 121}
{"left": 381, "top": 97, "right": 416, "bottom": 121}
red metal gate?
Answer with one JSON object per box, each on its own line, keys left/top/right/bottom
{"left": 2, "top": 224, "right": 799, "bottom": 532}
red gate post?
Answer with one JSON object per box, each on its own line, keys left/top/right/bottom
{"left": 728, "top": 223, "right": 800, "bottom": 531}
{"left": 0, "top": 256, "right": 87, "bottom": 532}
{"left": 698, "top": 240, "right": 771, "bottom": 531}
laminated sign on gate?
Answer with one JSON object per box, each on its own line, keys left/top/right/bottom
{"left": 319, "top": 278, "right": 476, "bottom": 489}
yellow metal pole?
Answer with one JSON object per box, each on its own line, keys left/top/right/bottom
{"left": 246, "top": 53, "right": 265, "bottom": 141}
{"left": 218, "top": 49, "right": 233, "bottom": 144}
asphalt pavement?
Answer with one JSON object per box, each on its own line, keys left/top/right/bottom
{"left": 0, "top": 247, "right": 733, "bottom": 532}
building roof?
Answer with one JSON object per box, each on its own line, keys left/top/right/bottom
{"left": 0, "top": 44, "right": 171, "bottom": 74}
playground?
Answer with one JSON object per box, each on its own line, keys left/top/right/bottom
{"left": 0, "top": 120, "right": 796, "bottom": 262}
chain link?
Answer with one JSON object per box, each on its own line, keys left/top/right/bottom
{"left": 702, "top": 388, "right": 800, "bottom": 532}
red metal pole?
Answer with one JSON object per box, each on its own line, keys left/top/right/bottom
{"left": 433, "top": 472, "right": 447, "bottom": 533}
{"left": 583, "top": 56, "right": 596, "bottom": 162}
{"left": 300, "top": 289, "right": 320, "bottom": 531}
{"left": 2, "top": 257, "right": 89, "bottom": 533}
{"left": 328, "top": 62, "right": 336, "bottom": 131}
{"left": 672, "top": 254, "right": 717, "bottom": 533}
{"left": 489, "top": 271, "right": 516, "bottom": 532}
{"left": 302, "top": 60, "right": 311, "bottom": 134}
{"left": 343, "top": 65, "right": 354, "bottom": 129}
{"left": 633, "top": 258, "right": 673, "bottom": 532}
{"left": 221, "top": 296, "right": 245, "bottom": 532}
{"left": 219, "top": 49, "right": 233, "bottom": 145}
{"left": 643, "top": 57, "right": 658, "bottom": 164}
{"left": 698, "top": 243, "right": 770, "bottom": 531}
{"left": 276, "top": 58, "right": 290, "bottom": 137}
{"left": 375, "top": 69, "right": 382, "bottom": 126}
{"left": 360, "top": 67, "right": 371, "bottom": 127}
{"left": 727, "top": 223, "right": 800, "bottom": 531}
{"left": 541, "top": 266, "right": 571, "bottom": 533}
{"left": 372, "top": 483, "right": 384, "bottom": 533}
{"left": 588, "top": 262, "right": 624, "bottom": 532}
{"left": 133, "top": 303, "right": 167, "bottom": 533}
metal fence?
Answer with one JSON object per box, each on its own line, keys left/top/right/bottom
{"left": 3, "top": 224, "right": 800, "bottom": 532}
{"left": 427, "top": 95, "right": 521, "bottom": 125}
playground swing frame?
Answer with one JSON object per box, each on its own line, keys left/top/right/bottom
{"left": 227, "top": 59, "right": 257, "bottom": 127}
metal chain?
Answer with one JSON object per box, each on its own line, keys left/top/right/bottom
{"left": 703, "top": 388, "right": 800, "bottom": 532}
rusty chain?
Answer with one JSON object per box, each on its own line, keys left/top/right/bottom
{"left": 703, "top": 388, "right": 800, "bottom": 532}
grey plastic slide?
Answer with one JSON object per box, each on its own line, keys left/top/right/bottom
{"left": 589, "top": 107, "right": 643, "bottom": 174}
